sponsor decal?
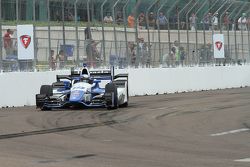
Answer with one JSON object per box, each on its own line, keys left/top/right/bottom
{"left": 20, "top": 35, "right": 31, "bottom": 49}
{"left": 213, "top": 34, "right": 225, "bottom": 58}
{"left": 215, "top": 41, "right": 223, "bottom": 51}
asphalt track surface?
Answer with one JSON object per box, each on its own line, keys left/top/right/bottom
{"left": 0, "top": 87, "right": 250, "bottom": 167}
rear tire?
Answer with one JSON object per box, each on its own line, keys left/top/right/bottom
{"left": 40, "top": 85, "right": 53, "bottom": 96}
{"left": 39, "top": 85, "right": 53, "bottom": 111}
{"left": 105, "top": 83, "right": 118, "bottom": 110}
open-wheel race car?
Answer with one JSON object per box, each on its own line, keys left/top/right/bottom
{"left": 36, "top": 66, "right": 129, "bottom": 110}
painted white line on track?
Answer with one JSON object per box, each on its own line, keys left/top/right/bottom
{"left": 234, "top": 158, "right": 250, "bottom": 162}
{"left": 150, "top": 107, "right": 169, "bottom": 110}
{"left": 210, "top": 128, "right": 250, "bottom": 137}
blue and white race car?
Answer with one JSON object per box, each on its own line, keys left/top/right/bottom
{"left": 36, "top": 67, "right": 129, "bottom": 110}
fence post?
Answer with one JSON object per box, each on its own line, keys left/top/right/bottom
{"left": 87, "top": 0, "right": 91, "bottom": 27}
{"left": 195, "top": 0, "right": 209, "bottom": 65}
{"left": 0, "top": 0, "right": 2, "bottom": 71}
{"left": 247, "top": 9, "right": 250, "bottom": 61}
{"left": 123, "top": 0, "right": 130, "bottom": 67}
{"left": 134, "top": 0, "right": 141, "bottom": 68}
{"left": 202, "top": 0, "right": 220, "bottom": 51}
{"left": 101, "top": 0, "right": 108, "bottom": 66}
{"left": 74, "top": 0, "right": 79, "bottom": 65}
{"left": 16, "top": 0, "right": 19, "bottom": 21}
{"left": 211, "top": 0, "right": 229, "bottom": 43}
{"left": 219, "top": 2, "right": 234, "bottom": 34}
{"left": 47, "top": 0, "right": 51, "bottom": 69}
{"left": 226, "top": 5, "right": 241, "bottom": 64}
{"left": 146, "top": 0, "right": 160, "bottom": 67}
{"left": 62, "top": 0, "right": 66, "bottom": 45}
{"left": 33, "top": 0, "right": 37, "bottom": 69}
{"left": 166, "top": 0, "right": 180, "bottom": 61}
{"left": 157, "top": 0, "right": 168, "bottom": 66}
{"left": 240, "top": 7, "right": 249, "bottom": 63}
{"left": 233, "top": 3, "right": 245, "bottom": 64}
{"left": 112, "top": 0, "right": 122, "bottom": 65}
{"left": 33, "top": 0, "right": 36, "bottom": 21}
{"left": 219, "top": 1, "right": 234, "bottom": 65}
{"left": 185, "top": 0, "right": 199, "bottom": 66}
{"left": 177, "top": 0, "right": 193, "bottom": 45}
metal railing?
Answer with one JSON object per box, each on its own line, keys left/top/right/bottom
{"left": 0, "top": 0, "right": 250, "bottom": 72}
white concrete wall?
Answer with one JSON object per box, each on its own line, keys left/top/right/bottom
{"left": 1, "top": 66, "right": 250, "bottom": 107}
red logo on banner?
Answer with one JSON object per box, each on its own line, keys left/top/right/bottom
{"left": 20, "top": 35, "right": 31, "bottom": 49}
{"left": 215, "top": 41, "right": 223, "bottom": 51}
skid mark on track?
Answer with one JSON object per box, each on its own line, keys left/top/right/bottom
{"left": 0, "top": 120, "right": 118, "bottom": 140}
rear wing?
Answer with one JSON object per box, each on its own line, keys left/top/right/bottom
{"left": 56, "top": 73, "right": 81, "bottom": 82}
{"left": 114, "top": 74, "right": 128, "bottom": 80}
{"left": 56, "top": 67, "right": 128, "bottom": 82}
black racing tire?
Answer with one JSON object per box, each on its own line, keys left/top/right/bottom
{"left": 39, "top": 85, "right": 53, "bottom": 111}
{"left": 105, "top": 83, "right": 118, "bottom": 110}
{"left": 40, "top": 85, "right": 53, "bottom": 96}
{"left": 41, "top": 106, "right": 52, "bottom": 111}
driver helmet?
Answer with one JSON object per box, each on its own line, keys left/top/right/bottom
{"left": 82, "top": 74, "right": 89, "bottom": 79}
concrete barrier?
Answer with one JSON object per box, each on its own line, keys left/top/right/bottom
{"left": 1, "top": 65, "right": 250, "bottom": 107}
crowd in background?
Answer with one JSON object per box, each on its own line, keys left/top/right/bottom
{"left": 101, "top": 11, "right": 250, "bottom": 31}
{"left": 2, "top": 7, "right": 250, "bottom": 71}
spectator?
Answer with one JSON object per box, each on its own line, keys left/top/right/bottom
{"left": 189, "top": 13, "right": 197, "bottom": 31}
{"left": 66, "top": 11, "right": 73, "bottom": 21}
{"left": 223, "top": 12, "right": 230, "bottom": 30}
{"left": 171, "top": 13, "right": 178, "bottom": 29}
{"left": 212, "top": 12, "right": 219, "bottom": 30}
{"left": 49, "top": 50, "right": 56, "bottom": 70}
{"left": 203, "top": 13, "right": 211, "bottom": 30}
{"left": 56, "top": 50, "right": 65, "bottom": 69}
{"left": 127, "top": 13, "right": 135, "bottom": 28}
{"left": 55, "top": 11, "right": 61, "bottom": 22}
{"left": 104, "top": 13, "right": 113, "bottom": 24}
{"left": 84, "top": 26, "right": 92, "bottom": 40}
{"left": 116, "top": 11, "right": 123, "bottom": 25}
{"left": 238, "top": 13, "right": 247, "bottom": 31}
{"left": 248, "top": 17, "right": 250, "bottom": 30}
{"left": 231, "top": 18, "right": 237, "bottom": 31}
{"left": 3, "top": 29, "right": 14, "bottom": 57}
{"left": 157, "top": 12, "right": 168, "bottom": 30}
{"left": 86, "top": 40, "right": 100, "bottom": 68}
{"left": 138, "top": 38, "right": 149, "bottom": 67}
{"left": 138, "top": 13, "right": 146, "bottom": 29}
{"left": 179, "top": 46, "right": 186, "bottom": 66}
{"left": 147, "top": 12, "right": 156, "bottom": 29}
{"left": 171, "top": 41, "right": 180, "bottom": 66}
{"left": 128, "top": 42, "right": 136, "bottom": 66}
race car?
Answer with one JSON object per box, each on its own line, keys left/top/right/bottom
{"left": 36, "top": 66, "right": 129, "bottom": 110}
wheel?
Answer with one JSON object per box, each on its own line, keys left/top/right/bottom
{"left": 38, "top": 85, "right": 53, "bottom": 111}
{"left": 40, "top": 85, "right": 53, "bottom": 96}
{"left": 105, "top": 83, "right": 118, "bottom": 110}
{"left": 41, "top": 106, "right": 52, "bottom": 111}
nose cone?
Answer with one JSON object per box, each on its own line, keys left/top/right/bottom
{"left": 70, "top": 90, "right": 84, "bottom": 102}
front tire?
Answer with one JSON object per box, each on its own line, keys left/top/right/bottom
{"left": 105, "top": 83, "right": 118, "bottom": 110}
{"left": 40, "top": 85, "right": 53, "bottom": 96}
{"left": 38, "top": 85, "right": 53, "bottom": 111}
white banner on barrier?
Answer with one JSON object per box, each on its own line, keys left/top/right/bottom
{"left": 17, "top": 25, "right": 34, "bottom": 60}
{"left": 213, "top": 34, "right": 225, "bottom": 59}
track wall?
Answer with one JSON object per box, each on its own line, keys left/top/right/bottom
{"left": 1, "top": 66, "right": 250, "bottom": 107}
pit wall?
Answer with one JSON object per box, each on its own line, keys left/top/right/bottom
{"left": 1, "top": 65, "right": 250, "bottom": 107}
